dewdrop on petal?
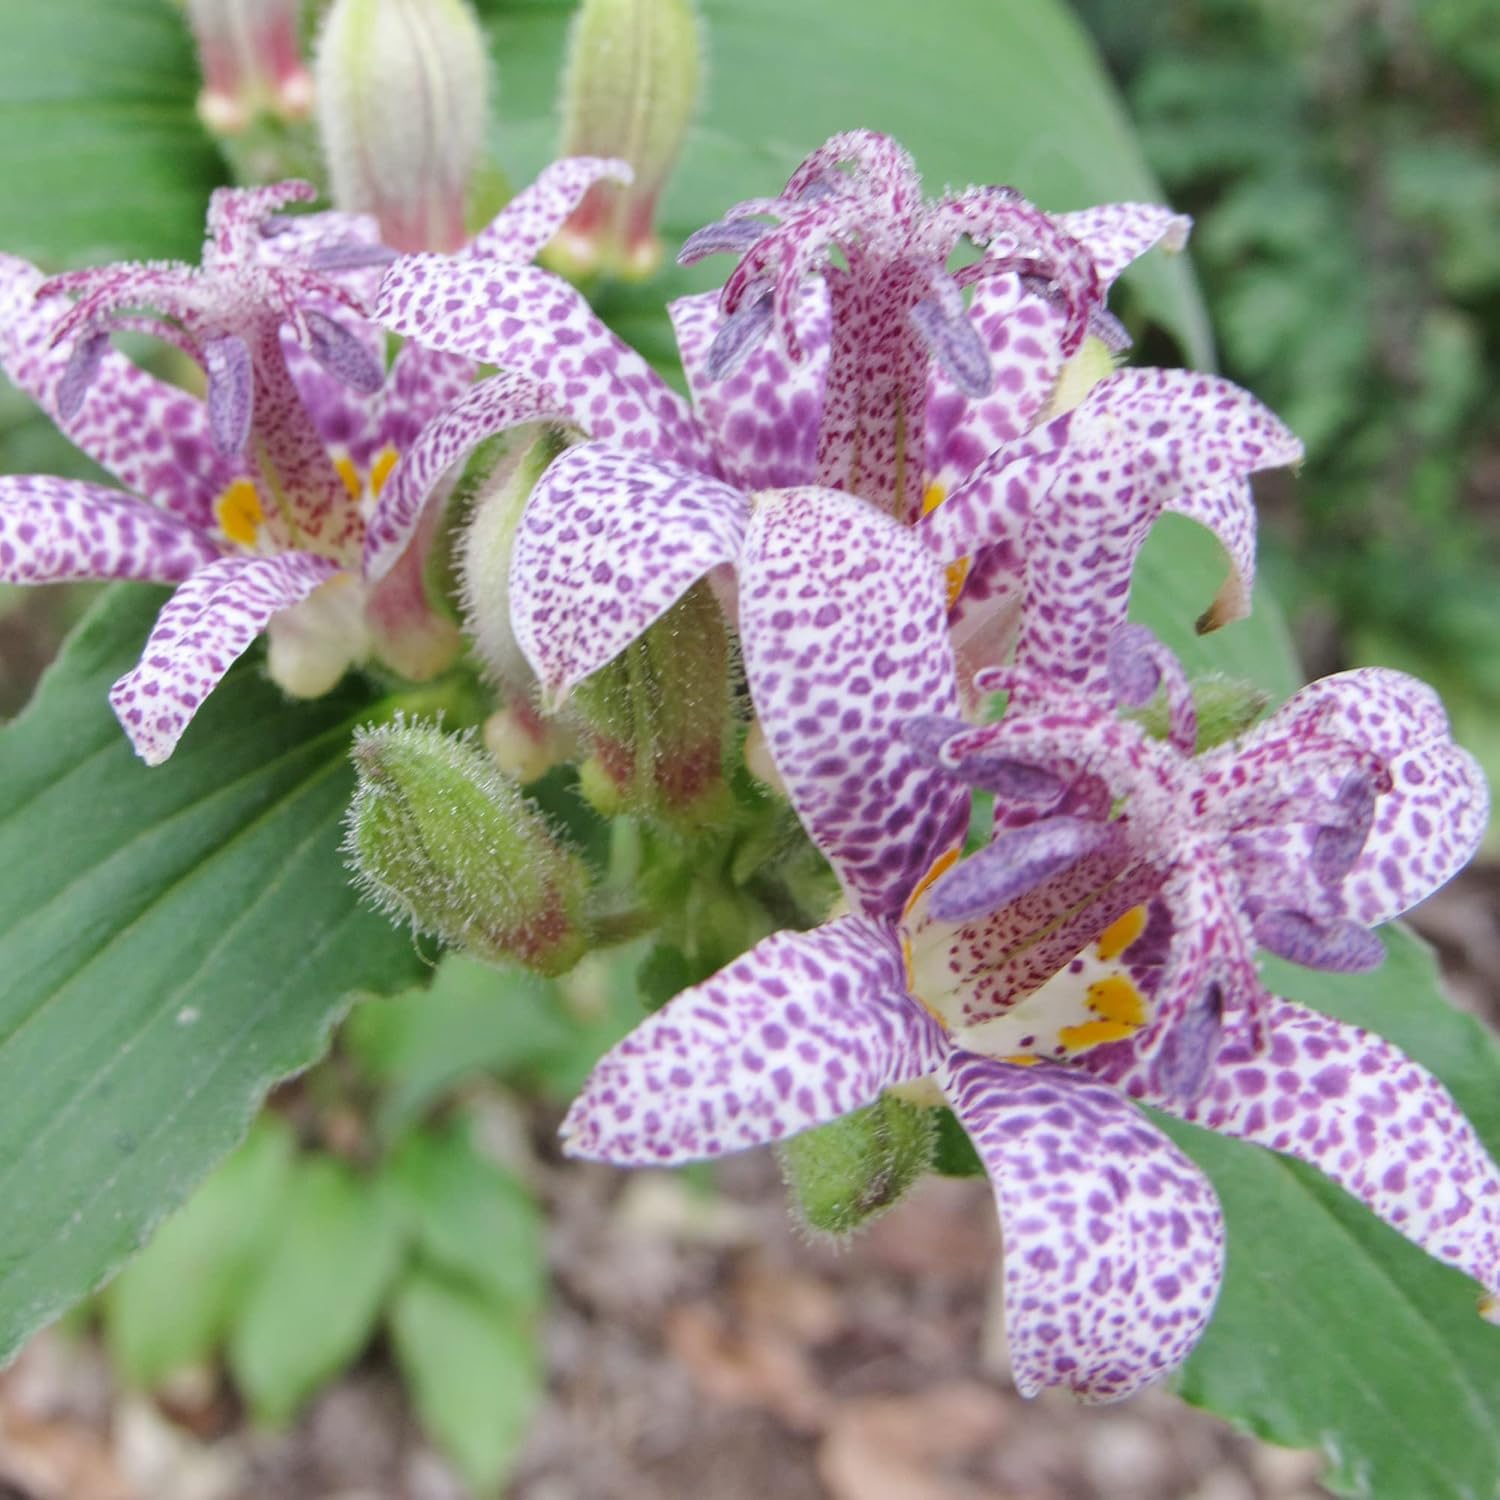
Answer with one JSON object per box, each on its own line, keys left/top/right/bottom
{"left": 346, "top": 720, "right": 590, "bottom": 976}
{"left": 315, "top": 0, "right": 489, "bottom": 252}
{"left": 183, "top": 0, "right": 313, "bottom": 134}
{"left": 551, "top": 0, "right": 703, "bottom": 279}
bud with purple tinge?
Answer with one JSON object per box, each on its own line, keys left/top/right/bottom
{"left": 184, "top": 0, "right": 314, "bottom": 134}
{"left": 315, "top": 0, "right": 490, "bottom": 252}
{"left": 551, "top": 0, "right": 703, "bottom": 279}
{"left": 346, "top": 719, "right": 590, "bottom": 976}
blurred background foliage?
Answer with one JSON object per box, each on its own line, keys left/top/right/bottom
{"left": 1078, "top": 0, "right": 1500, "bottom": 805}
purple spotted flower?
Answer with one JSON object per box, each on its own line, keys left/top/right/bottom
{"left": 371, "top": 131, "right": 1250, "bottom": 709}
{"left": 912, "top": 627, "right": 1490, "bottom": 1097}
{"left": 0, "top": 160, "right": 622, "bottom": 762}
{"left": 559, "top": 485, "right": 1500, "bottom": 1401}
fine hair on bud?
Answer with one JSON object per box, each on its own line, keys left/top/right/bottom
{"left": 345, "top": 716, "right": 590, "bottom": 975}
{"left": 777, "top": 1093, "right": 937, "bottom": 1239}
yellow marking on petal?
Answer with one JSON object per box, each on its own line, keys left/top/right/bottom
{"left": 944, "top": 556, "right": 970, "bottom": 610}
{"left": 334, "top": 452, "right": 363, "bottom": 501}
{"left": 1096, "top": 903, "right": 1148, "bottom": 962}
{"left": 214, "top": 478, "right": 265, "bottom": 547}
{"left": 1059, "top": 1018, "right": 1138, "bottom": 1052}
{"left": 1479, "top": 1292, "right": 1500, "bottom": 1325}
{"left": 1003, "top": 1053, "right": 1042, "bottom": 1066}
{"left": 369, "top": 445, "right": 399, "bottom": 497}
{"left": 1085, "top": 975, "right": 1145, "bottom": 1028}
{"left": 902, "top": 846, "right": 962, "bottom": 921}
{"left": 922, "top": 481, "right": 947, "bottom": 515}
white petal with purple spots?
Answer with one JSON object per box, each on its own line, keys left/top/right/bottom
{"left": 510, "top": 443, "right": 751, "bottom": 702}
{"left": 109, "top": 550, "right": 338, "bottom": 765}
{"left": 561, "top": 917, "right": 945, "bottom": 1165}
{"left": 944, "top": 1052, "right": 1223, "bottom": 1402}
{"left": 739, "top": 487, "right": 969, "bottom": 921}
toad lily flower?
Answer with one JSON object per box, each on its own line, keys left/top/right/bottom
{"left": 0, "top": 162, "right": 622, "bottom": 763}
{"left": 560, "top": 487, "right": 1500, "bottom": 1400}
{"left": 371, "top": 131, "right": 1217, "bottom": 708}
{"left": 911, "top": 626, "right": 1489, "bottom": 1098}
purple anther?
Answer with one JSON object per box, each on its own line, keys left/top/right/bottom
{"left": 677, "top": 216, "right": 769, "bottom": 266}
{"left": 310, "top": 241, "right": 400, "bottom": 273}
{"left": 305, "top": 308, "right": 385, "bottom": 395}
{"left": 909, "top": 296, "right": 992, "bottom": 399}
{"left": 901, "top": 715, "right": 1066, "bottom": 801}
{"left": 1152, "top": 982, "right": 1223, "bottom": 1104}
{"left": 1311, "top": 771, "right": 1378, "bottom": 886}
{"left": 928, "top": 816, "right": 1121, "bottom": 923}
{"left": 1109, "top": 623, "right": 1196, "bottom": 754}
{"left": 1087, "top": 306, "right": 1133, "bottom": 353}
{"left": 55, "top": 329, "right": 110, "bottom": 421}
{"left": 1254, "top": 909, "right": 1385, "bottom": 973}
{"left": 202, "top": 334, "right": 254, "bottom": 454}
{"left": 705, "top": 291, "right": 775, "bottom": 380}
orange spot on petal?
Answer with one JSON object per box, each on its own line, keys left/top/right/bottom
{"left": 1097, "top": 904, "right": 1148, "bottom": 962}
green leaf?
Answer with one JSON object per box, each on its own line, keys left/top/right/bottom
{"left": 389, "top": 1267, "right": 542, "bottom": 1496}
{"left": 347, "top": 949, "right": 643, "bottom": 1136}
{"left": 0, "top": 584, "right": 429, "bottom": 1367}
{"left": 1170, "top": 927, "right": 1500, "bottom": 1499}
{"left": 387, "top": 1123, "right": 546, "bottom": 1318}
{"left": 227, "top": 1155, "right": 405, "bottom": 1424}
{"left": 1131, "top": 513, "right": 1302, "bottom": 704}
{"left": 484, "top": 0, "right": 1212, "bottom": 363}
{"left": 0, "top": 0, "right": 223, "bottom": 263}
{"left": 101, "top": 1116, "right": 295, "bottom": 1388}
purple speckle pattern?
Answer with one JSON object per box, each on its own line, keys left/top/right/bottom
{"left": 365, "top": 370, "right": 571, "bottom": 581}
{"left": 510, "top": 443, "right": 751, "bottom": 702}
{"left": 468, "top": 156, "right": 631, "bottom": 262}
{"left": 109, "top": 550, "right": 337, "bottom": 765}
{"left": 375, "top": 259, "right": 713, "bottom": 471}
{"left": 1227, "top": 668, "right": 1489, "bottom": 927}
{"left": 668, "top": 287, "right": 826, "bottom": 490}
{"left": 738, "top": 487, "right": 969, "bottom": 921}
{"left": 924, "top": 367, "right": 1301, "bottom": 691}
{"left": 0, "top": 255, "right": 240, "bottom": 530}
{"left": 561, "top": 916, "right": 945, "bottom": 1164}
{"left": 0, "top": 475, "right": 221, "bottom": 584}
{"left": 1055, "top": 204, "right": 1192, "bottom": 289}
{"left": 943, "top": 1052, "right": 1223, "bottom": 1402}
{"left": 1085, "top": 994, "right": 1500, "bottom": 1307}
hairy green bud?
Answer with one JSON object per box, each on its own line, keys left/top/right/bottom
{"left": 315, "top": 0, "right": 489, "bottom": 252}
{"left": 1125, "top": 671, "right": 1271, "bottom": 753}
{"left": 571, "top": 582, "right": 733, "bottom": 827}
{"left": 551, "top": 0, "right": 703, "bottom": 279}
{"left": 777, "top": 1094, "right": 936, "bottom": 1237}
{"left": 346, "top": 719, "right": 589, "bottom": 975}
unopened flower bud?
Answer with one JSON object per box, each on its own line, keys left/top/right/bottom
{"left": 346, "top": 719, "right": 590, "bottom": 975}
{"left": 571, "top": 582, "right": 732, "bottom": 827}
{"left": 315, "top": 0, "right": 489, "bottom": 252}
{"left": 185, "top": 0, "right": 314, "bottom": 134}
{"left": 461, "top": 426, "right": 573, "bottom": 698}
{"left": 777, "top": 1094, "right": 936, "bottom": 1237}
{"left": 552, "top": 0, "right": 702, "bottom": 279}
{"left": 1123, "top": 671, "right": 1270, "bottom": 753}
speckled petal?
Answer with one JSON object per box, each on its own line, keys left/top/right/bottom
{"left": 511, "top": 443, "right": 750, "bottom": 703}
{"left": 365, "top": 370, "right": 573, "bottom": 581}
{"left": 0, "top": 475, "right": 220, "bottom": 584}
{"left": 1056, "top": 204, "right": 1192, "bottom": 289}
{"left": 739, "top": 487, "right": 968, "bottom": 921}
{"left": 1092, "top": 994, "right": 1500, "bottom": 1309}
{"left": 669, "top": 287, "right": 826, "bottom": 489}
{"left": 943, "top": 1053, "right": 1223, "bottom": 1402}
{"left": 560, "top": 917, "right": 946, "bottom": 1165}
{"left": 371, "top": 342, "right": 476, "bottom": 459}
{"left": 375, "top": 258, "right": 712, "bottom": 469}
{"left": 109, "top": 550, "right": 338, "bottom": 765}
{"left": 469, "top": 157, "right": 632, "bottom": 262}
{"left": 0, "top": 255, "right": 239, "bottom": 529}
{"left": 1248, "top": 669, "right": 1489, "bottom": 925}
